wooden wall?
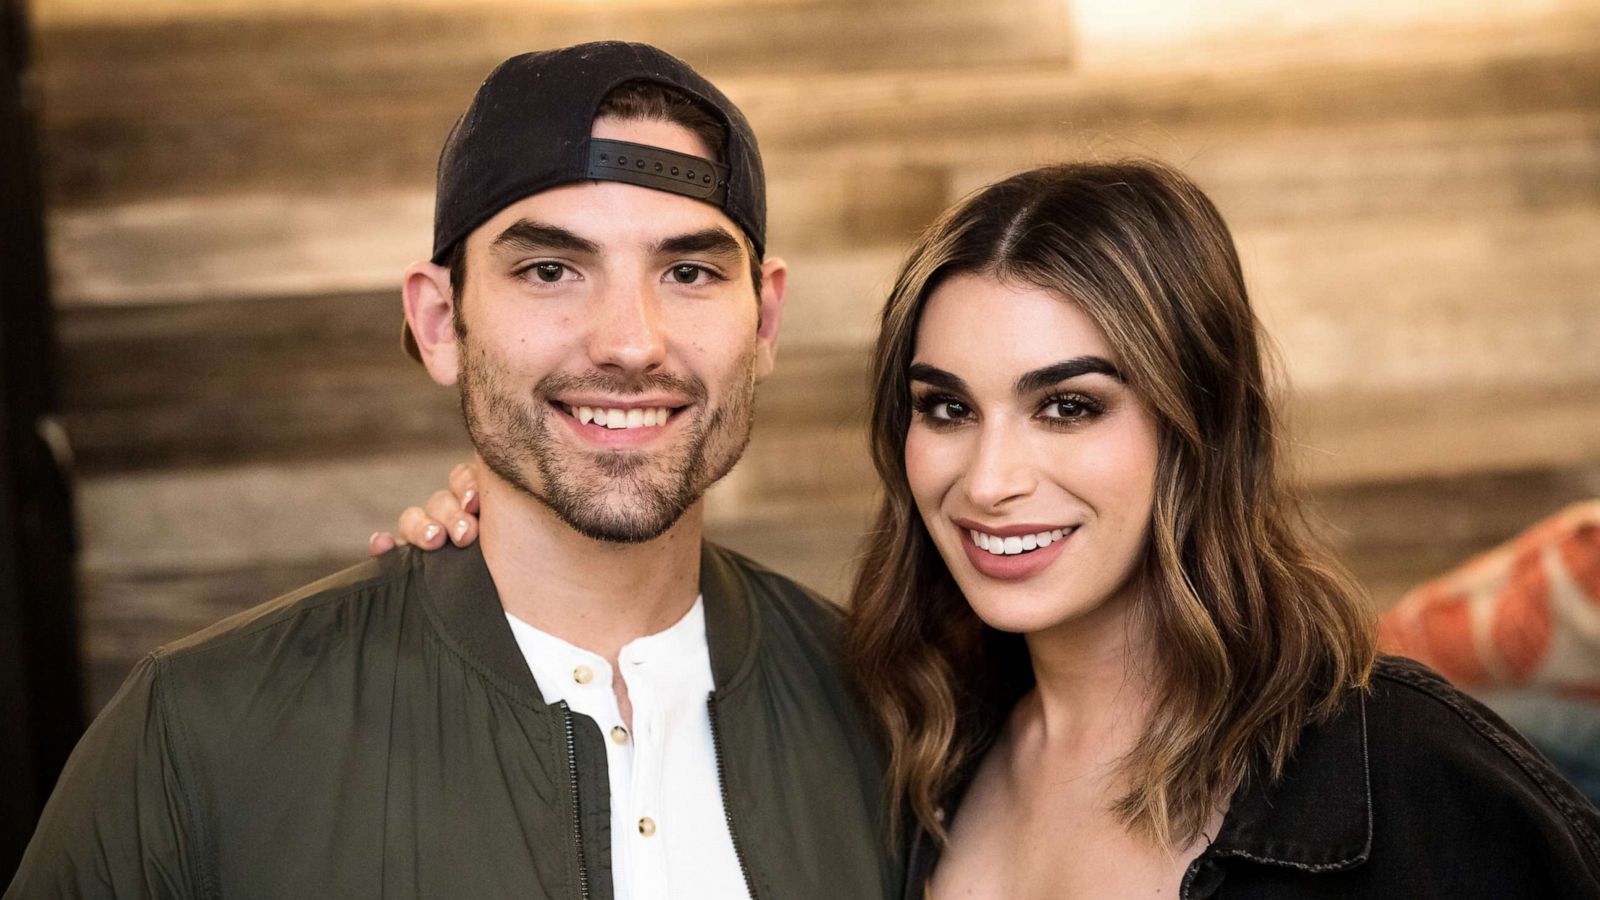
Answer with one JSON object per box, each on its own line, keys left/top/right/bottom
{"left": 28, "top": 0, "right": 1600, "bottom": 709}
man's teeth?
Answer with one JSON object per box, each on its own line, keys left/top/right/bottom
{"left": 970, "top": 528, "right": 1068, "bottom": 556}
{"left": 568, "top": 405, "right": 674, "bottom": 429}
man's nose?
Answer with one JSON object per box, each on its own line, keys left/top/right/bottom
{"left": 586, "top": 278, "right": 667, "bottom": 376}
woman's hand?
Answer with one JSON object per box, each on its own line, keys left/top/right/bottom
{"left": 368, "top": 463, "right": 480, "bottom": 556}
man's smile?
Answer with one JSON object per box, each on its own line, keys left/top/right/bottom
{"left": 552, "top": 399, "right": 692, "bottom": 448}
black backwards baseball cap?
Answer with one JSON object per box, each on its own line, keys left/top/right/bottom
{"left": 406, "top": 41, "right": 766, "bottom": 360}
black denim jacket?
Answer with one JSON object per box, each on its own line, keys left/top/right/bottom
{"left": 904, "top": 657, "right": 1600, "bottom": 899}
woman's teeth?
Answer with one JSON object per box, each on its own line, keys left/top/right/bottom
{"left": 970, "top": 528, "right": 1068, "bottom": 556}
{"left": 565, "top": 405, "right": 674, "bottom": 429}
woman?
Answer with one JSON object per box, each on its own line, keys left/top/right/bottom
{"left": 385, "top": 161, "right": 1600, "bottom": 898}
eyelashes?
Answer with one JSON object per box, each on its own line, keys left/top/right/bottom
{"left": 909, "top": 391, "right": 1105, "bottom": 428}
{"left": 1039, "top": 392, "right": 1105, "bottom": 421}
{"left": 909, "top": 392, "right": 969, "bottom": 424}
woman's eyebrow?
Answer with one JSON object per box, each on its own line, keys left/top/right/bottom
{"left": 907, "top": 363, "right": 969, "bottom": 393}
{"left": 1014, "top": 357, "right": 1122, "bottom": 394}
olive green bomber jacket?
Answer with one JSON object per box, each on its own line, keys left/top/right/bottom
{"left": 7, "top": 542, "right": 899, "bottom": 899}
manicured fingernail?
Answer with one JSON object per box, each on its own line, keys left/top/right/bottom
{"left": 463, "top": 489, "right": 476, "bottom": 507}
{"left": 453, "top": 519, "right": 469, "bottom": 540}
{"left": 423, "top": 524, "right": 442, "bottom": 544}
{"left": 369, "top": 532, "right": 382, "bottom": 545}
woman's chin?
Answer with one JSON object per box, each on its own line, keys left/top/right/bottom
{"left": 961, "top": 590, "right": 1079, "bottom": 636}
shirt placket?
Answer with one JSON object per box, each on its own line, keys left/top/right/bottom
{"left": 621, "top": 649, "right": 668, "bottom": 900}
{"left": 565, "top": 648, "right": 636, "bottom": 900}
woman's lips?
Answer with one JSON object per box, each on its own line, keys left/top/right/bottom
{"left": 957, "top": 524, "right": 1076, "bottom": 581}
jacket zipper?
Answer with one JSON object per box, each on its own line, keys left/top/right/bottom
{"left": 707, "top": 695, "right": 762, "bottom": 900}
{"left": 560, "top": 702, "right": 593, "bottom": 900}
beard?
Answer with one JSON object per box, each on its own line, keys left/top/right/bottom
{"left": 458, "top": 340, "right": 757, "bottom": 543}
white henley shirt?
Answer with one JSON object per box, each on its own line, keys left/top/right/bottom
{"left": 505, "top": 598, "right": 752, "bottom": 900}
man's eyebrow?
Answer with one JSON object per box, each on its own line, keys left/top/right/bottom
{"left": 1015, "top": 357, "right": 1122, "bottom": 395}
{"left": 654, "top": 227, "right": 745, "bottom": 260}
{"left": 907, "top": 363, "right": 970, "bottom": 394}
{"left": 489, "top": 220, "right": 600, "bottom": 255}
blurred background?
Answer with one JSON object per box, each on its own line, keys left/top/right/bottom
{"left": 3, "top": 0, "right": 1599, "bottom": 874}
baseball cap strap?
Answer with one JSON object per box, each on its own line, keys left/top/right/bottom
{"left": 586, "top": 138, "right": 729, "bottom": 205}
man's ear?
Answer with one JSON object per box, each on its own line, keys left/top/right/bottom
{"left": 402, "top": 259, "right": 460, "bottom": 386}
{"left": 753, "top": 255, "right": 788, "bottom": 383}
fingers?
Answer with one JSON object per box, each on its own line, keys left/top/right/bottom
{"left": 368, "top": 531, "right": 398, "bottom": 557}
{"left": 387, "top": 461, "right": 480, "bottom": 555}
{"left": 398, "top": 505, "right": 447, "bottom": 550}
{"left": 424, "top": 489, "right": 478, "bottom": 547}
{"left": 448, "top": 463, "right": 480, "bottom": 514}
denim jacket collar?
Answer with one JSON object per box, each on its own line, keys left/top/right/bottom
{"left": 906, "top": 690, "right": 1374, "bottom": 900}
{"left": 1205, "top": 690, "right": 1373, "bottom": 873}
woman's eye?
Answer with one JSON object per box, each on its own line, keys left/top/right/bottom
{"left": 1041, "top": 395, "right": 1098, "bottom": 420}
{"left": 917, "top": 398, "right": 970, "bottom": 421}
{"left": 529, "top": 263, "right": 567, "bottom": 283}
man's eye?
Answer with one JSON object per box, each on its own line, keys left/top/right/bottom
{"left": 669, "top": 264, "right": 711, "bottom": 285}
{"left": 530, "top": 263, "right": 567, "bottom": 283}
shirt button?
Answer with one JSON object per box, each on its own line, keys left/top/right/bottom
{"left": 638, "top": 817, "right": 657, "bottom": 837}
{"left": 610, "top": 726, "right": 629, "bottom": 744}
{"left": 572, "top": 665, "right": 593, "bottom": 685}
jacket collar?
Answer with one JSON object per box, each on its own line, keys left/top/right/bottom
{"left": 904, "top": 689, "right": 1373, "bottom": 899}
{"left": 697, "top": 542, "right": 761, "bottom": 691}
{"left": 415, "top": 541, "right": 759, "bottom": 709}
{"left": 1206, "top": 690, "right": 1373, "bottom": 873}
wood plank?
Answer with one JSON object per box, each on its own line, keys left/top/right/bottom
{"left": 1293, "top": 382, "right": 1600, "bottom": 486}
{"left": 1239, "top": 209, "right": 1600, "bottom": 395}
{"left": 52, "top": 253, "right": 899, "bottom": 473}
{"left": 48, "top": 178, "right": 931, "bottom": 307}
{"left": 31, "top": 0, "right": 1072, "bottom": 206}
{"left": 56, "top": 292, "right": 468, "bottom": 472}
{"left": 32, "top": 13, "right": 1598, "bottom": 207}
{"left": 66, "top": 432, "right": 875, "bottom": 576}
{"left": 944, "top": 111, "right": 1600, "bottom": 228}
{"left": 743, "top": 23, "right": 1600, "bottom": 157}
{"left": 55, "top": 191, "right": 1600, "bottom": 475}
{"left": 46, "top": 111, "right": 1600, "bottom": 308}
{"left": 1314, "top": 464, "right": 1600, "bottom": 607}
{"left": 33, "top": 0, "right": 823, "bottom": 25}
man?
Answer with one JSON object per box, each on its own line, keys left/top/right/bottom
{"left": 8, "top": 42, "right": 896, "bottom": 900}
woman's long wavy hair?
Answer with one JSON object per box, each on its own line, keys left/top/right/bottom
{"left": 843, "top": 160, "right": 1378, "bottom": 849}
